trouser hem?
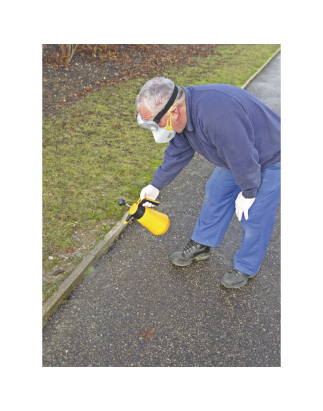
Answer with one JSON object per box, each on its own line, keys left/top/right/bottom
{"left": 234, "top": 263, "right": 258, "bottom": 276}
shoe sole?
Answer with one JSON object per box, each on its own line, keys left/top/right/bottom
{"left": 220, "top": 278, "right": 249, "bottom": 288}
{"left": 170, "top": 253, "right": 211, "bottom": 267}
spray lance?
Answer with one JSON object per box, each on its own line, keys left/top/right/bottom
{"left": 118, "top": 197, "right": 170, "bottom": 236}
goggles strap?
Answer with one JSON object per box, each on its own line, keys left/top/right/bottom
{"left": 153, "top": 85, "right": 178, "bottom": 123}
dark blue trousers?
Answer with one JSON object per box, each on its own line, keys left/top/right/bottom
{"left": 191, "top": 163, "right": 281, "bottom": 275}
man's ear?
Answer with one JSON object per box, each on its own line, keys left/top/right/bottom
{"left": 171, "top": 106, "right": 179, "bottom": 120}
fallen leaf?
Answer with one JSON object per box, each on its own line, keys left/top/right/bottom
{"left": 140, "top": 327, "right": 155, "bottom": 340}
{"left": 66, "top": 248, "right": 73, "bottom": 253}
{"left": 53, "top": 269, "right": 65, "bottom": 276}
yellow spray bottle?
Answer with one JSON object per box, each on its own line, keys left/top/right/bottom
{"left": 118, "top": 197, "right": 170, "bottom": 235}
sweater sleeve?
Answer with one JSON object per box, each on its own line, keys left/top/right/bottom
{"left": 150, "top": 133, "right": 195, "bottom": 190}
{"left": 202, "top": 96, "right": 261, "bottom": 198}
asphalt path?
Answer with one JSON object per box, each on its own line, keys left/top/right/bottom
{"left": 43, "top": 52, "right": 281, "bottom": 367}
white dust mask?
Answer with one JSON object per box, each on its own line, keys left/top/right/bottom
{"left": 152, "top": 127, "right": 176, "bottom": 143}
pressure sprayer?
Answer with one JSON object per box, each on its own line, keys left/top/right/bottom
{"left": 118, "top": 197, "right": 170, "bottom": 235}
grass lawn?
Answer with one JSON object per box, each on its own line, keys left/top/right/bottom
{"left": 42, "top": 44, "right": 280, "bottom": 299}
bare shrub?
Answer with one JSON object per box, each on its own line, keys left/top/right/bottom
{"left": 59, "top": 44, "right": 78, "bottom": 66}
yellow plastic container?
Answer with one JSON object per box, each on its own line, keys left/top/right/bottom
{"left": 136, "top": 205, "right": 170, "bottom": 235}
{"left": 120, "top": 197, "right": 170, "bottom": 236}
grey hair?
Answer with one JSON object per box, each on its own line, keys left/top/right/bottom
{"left": 135, "top": 77, "right": 185, "bottom": 118}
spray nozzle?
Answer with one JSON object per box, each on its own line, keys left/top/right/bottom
{"left": 118, "top": 198, "right": 131, "bottom": 208}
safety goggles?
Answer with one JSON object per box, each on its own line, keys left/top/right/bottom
{"left": 137, "top": 113, "right": 159, "bottom": 131}
{"left": 137, "top": 85, "right": 178, "bottom": 131}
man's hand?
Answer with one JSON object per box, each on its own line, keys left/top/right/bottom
{"left": 235, "top": 192, "right": 256, "bottom": 221}
{"left": 140, "top": 184, "right": 160, "bottom": 207}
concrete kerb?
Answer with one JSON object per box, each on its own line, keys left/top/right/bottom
{"left": 42, "top": 211, "right": 129, "bottom": 327}
{"left": 241, "top": 47, "right": 281, "bottom": 90}
{"left": 42, "top": 46, "right": 281, "bottom": 328}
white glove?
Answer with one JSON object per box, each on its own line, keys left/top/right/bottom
{"left": 235, "top": 191, "right": 256, "bottom": 221}
{"left": 140, "top": 184, "right": 160, "bottom": 207}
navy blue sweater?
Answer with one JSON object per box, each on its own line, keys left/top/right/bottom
{"left": 150, "top": 84, "right": 281, "bottom": 198}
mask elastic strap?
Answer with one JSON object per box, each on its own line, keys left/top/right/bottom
{"left": 165, "top": 99, "right": 179, "bottom": 130}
